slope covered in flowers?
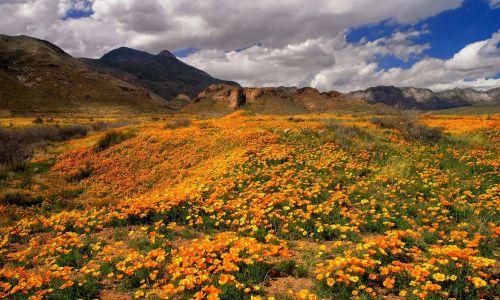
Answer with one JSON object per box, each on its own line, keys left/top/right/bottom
{"left": 0, "top": 112, "right": 499, "bottom": 299}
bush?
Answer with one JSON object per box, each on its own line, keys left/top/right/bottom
{"left": 0, "top": 128, "right": 34, "bottom": 171}
{"left": 288, "top": 117, "right": 305, "bottom": 123}
{"left": 323, "top": 120, "right": 366, "bottom": 139}
{"left": 95, "top": 130, "right": 135, "bottom": 151}
{"left": 370, "top": 113, "right": 443, "bottom": 143}
{"left": 370, "top": 116, "right": 402, "bottom": 129}
{"left": 5, "top": 125, "right": 89, "bottom": 144}
{"left": 0, "top": 125, "right": 89, "bottom": 171}
{"left": 57, "top": 125, "right": 89, "bottom": 139}
{"left": 91, "top": 120, "right": 136, "bottom": 131}
{"left": 400, "top": 123, "right": 443, "bottom": 143}
{"left": 0, "top": 166, "right": 7, "bottom": 180}
{"left": 0, "top": 192, "right": 43, "bottom": 207}
{"left": 164, "top": 118, "right": 191, "bottom": 129}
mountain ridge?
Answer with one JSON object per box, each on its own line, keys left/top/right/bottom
{"left": 0, "top": 34, "right": 168, "bottom": 114}
{"left": 83, "top": 47, "right": 239, "bottom": 101}
{"left": 347, "top": 85, "right": 499, "bottom": 110}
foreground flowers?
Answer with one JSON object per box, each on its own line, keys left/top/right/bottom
{"left": 0, "top": 113, "right": 498, "bottom": 299}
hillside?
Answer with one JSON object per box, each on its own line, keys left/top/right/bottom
{"left": 184, "top": 84, "right": 379, "bottom": 114}
{"left": 83, "top": 47, "right": 239, "bottom": 101}
{"left": 0, "top": 35, "right": 169, "bottom": 115}
{"left": 347, "top": 86, "right": 500, "bottom": 110}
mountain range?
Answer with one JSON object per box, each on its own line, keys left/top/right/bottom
{"left": 347, "top": 86, "right": 500, "bottom": 110}
{"left": 0, "top": 34, "right": 498, "bottom": 114}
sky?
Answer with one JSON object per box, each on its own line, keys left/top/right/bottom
{"left": 0, "top": 0, "right": 499, "bottom": 92}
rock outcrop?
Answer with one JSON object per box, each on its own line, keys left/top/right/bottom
{"left": 191, "top": 84, "right": 366, "bottom": 113}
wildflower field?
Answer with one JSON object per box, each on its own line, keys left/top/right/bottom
{"left": 0, "top": 112, "right": 499, "bottom": 299}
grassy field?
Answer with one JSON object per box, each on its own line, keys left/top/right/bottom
{"left": 0, "top": 112, "right": 498, "bottom": 300}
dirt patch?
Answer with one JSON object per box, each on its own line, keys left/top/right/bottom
{"left": 265, "top": 276, "right": 315, "bottom": 297}
{"left": 99, "top": 290, "right": 132, "bottom": 300}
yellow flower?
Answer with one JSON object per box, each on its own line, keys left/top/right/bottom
{"left": 327, "top": 277, "right": 335, "bottom": 286}
{"left": 450, "top": 275, "right": 457, "bottom": 281}
{"left": 432, "top": 273, "right": 446, "bottom": 282}
{"left": 470, "top": 277, "right": 487, "bottom": 288}
{"left": 296, "top": 289, "right": 309, "bottom": 300}
{"left": 134, "top": 290, "right": 145, "bottom": 298}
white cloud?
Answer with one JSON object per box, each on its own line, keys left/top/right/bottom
{"left": 0, "top": 0, "right": 462, "bottom": 57}
{"left": 1, "top": 0, "right": 498, "bottom": 92}
{"left": 183, "top": 30, "right": 500, "bottom": 92}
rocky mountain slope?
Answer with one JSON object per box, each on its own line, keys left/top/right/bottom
{"left": 0, "top": 34, "right": 168, "bottom": 114}
{"left": 347, "top": 86, "right": 500, "bottom": 110}
{"left": 83, "top": 47, "right": 238, "bottom": 101}
{"left": 184, "top": 84, "right": 377, "bottom": 114}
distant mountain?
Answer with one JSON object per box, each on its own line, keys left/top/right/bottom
{"left": 83, "top": 47, "right": 239, "bottom": 101}
{"left": 0, "top": 34, "right": 168, "bottom": 114}
{"left": 184, "top": 84, "right": 378, "bottom": 114}
{"left": 347, "top": 86, "right": 500, "bottom": 110}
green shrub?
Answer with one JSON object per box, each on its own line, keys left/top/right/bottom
{"left": 95, "top": 130, "right": 135, "bottom": 151}
{"left": 274, "top": 259, "right": 309, "bottom": 277}
{"left": 164, "top": 118, "right": 191, "bottom": 129}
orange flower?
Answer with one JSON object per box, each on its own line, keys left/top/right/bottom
{"left": 327, "top": 277, "right": 335, "bottom": 286}
{"left": 383, "top": 277, "right": 395, "bottom": 289}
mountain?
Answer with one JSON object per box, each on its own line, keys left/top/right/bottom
{"left": 0, "top": 34, "right": 168, "bottom": 114}
{"left": 83, "top": 47, "right": 239, "bottom": 101}
{"left": 347, "top": 86, "right": 500, "bottom": 110}
{"left": 487, "top": 87, "right": 500, "bottom": 100}
{"left": 183, "top": 84, "right": 378, "bottom": 114}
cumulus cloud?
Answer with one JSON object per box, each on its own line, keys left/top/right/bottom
{"left": 309, "top": 30, "right": 500, "bottom": 92}
{"left": 182, "top": 29, "right": 432, "bottom": 89}
{"left": 1, "top": 0, "right": 498, "bottom": 92}
{"left": 184, "top": 30, "right": 500, "bottom": 92}
{"left": 0, "top": 0, "right": 462, "bottom": 57}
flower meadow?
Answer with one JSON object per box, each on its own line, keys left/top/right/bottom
{"left": 0, "top": 112, "right": 498, "bottom": 299}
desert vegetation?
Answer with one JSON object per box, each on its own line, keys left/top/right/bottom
{"left": 0, "top": 111, "right": 498, "bottom": 300}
